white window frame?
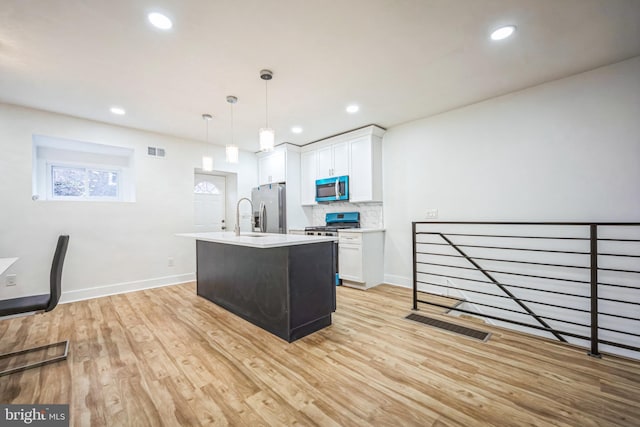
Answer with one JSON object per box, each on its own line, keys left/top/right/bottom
{"left": 47, "top": 161, "right": 122, "bottom": 201}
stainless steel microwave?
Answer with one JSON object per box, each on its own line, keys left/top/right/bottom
{"left": 315, "top": 176, "right": 349, "bottom": 202}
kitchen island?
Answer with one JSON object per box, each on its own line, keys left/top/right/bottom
{"left": 178, "top": 232, "right": 337, "bottom": 342}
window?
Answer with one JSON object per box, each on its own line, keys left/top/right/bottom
{"left": 194, "top": 180, "right": 220, "bottom": 195}
{"left": 51, "top": 165, "right": 120, "bottom": 199}
{"left": 32, "top": 134, "right": 135, "bottom": 202}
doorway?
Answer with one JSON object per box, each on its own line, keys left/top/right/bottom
{"left": 194, "top": 173, "right": 226, "bottom": 231}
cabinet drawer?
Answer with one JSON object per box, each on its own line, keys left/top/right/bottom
{"left": 338, "top": 232, "right": 362, "bottom": 245}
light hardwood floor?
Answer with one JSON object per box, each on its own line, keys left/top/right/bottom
{"left": 1, "top": 283, "right": 639, "bottom": 426}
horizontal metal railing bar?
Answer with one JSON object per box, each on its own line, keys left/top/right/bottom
{"left": 598, "top": 252, "right": 640, "bottom": 258}
{"left": 415, "top": 298, "right": 590, "bottom": 341}
{"left": 417, "top": 241, "right": 591, "bottom": 256}
{"left": 598, "top": 238, "right": 640, "bottom": 242}
{"left": 415, "top": 290, "right": 592, "bottom": 328}
{"left": 599, "top": 326, "right": 640, "bottom": 339}
{"left": 417, "top": 259, "right": 639, "bottom": 293}
{"left": 413, "top": 221, "right": 640, "bottom": 226}
{"left": 417, "top": 231, "right": 589, "bottom": 241}
{"left": 598, "top": 339, "right": 640, "bottom": 353}
{"left": 598, "top": 267, "right": 640, "bottom": 274}
{"left": 597, "top": 282, "right": 640, "bottom": 290}
{"left": 598, "top": 297, "right": 640, "bottom": 306}
{"left": 498, "top": 283, "right": 589, "bottom": 298}
{"left": 417, "top": 251, "right": 589, "bottom": 270}
{"left": 417, "top": 280, "right": 516, "bottom": 301}
{"left": 417, "top": 289, "right": 466, "bottom": 304}
{"left": 417, "top": 261, "right": 591, "bottom": 285}
{"left": 417, "top": 249, "right": 640, "bottom": 273}
{"left": 418, "top": 271, "right": 590, "bottom": 298}
{"left": 598, "top": 311, "right": 640, "bottom": 322}
{"left": 416, "top": 280, "right": 590, "bottom": 313}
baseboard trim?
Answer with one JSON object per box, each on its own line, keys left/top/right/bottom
{"left": 59, "top": 273, "right": 196, "bottom": 304}
{"left": 384, "top": 274, "right": 412, "bottom": 288}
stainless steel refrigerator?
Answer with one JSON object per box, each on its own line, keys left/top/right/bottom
{"left": 251, "top": 183, "right": 286, "bottom": 234}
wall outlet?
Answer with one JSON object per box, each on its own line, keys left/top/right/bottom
{"left": 426, "top": 208, "right": 438, "bottom": 219}
{"left": 167, "top": 257, "right": 174, "bottom": 267}
{"left": 6, "top": 274, "right": 17, "bottom": 286}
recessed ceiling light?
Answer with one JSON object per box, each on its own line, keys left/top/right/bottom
{"left": 346, "top": 104, "right": 359, "bottom": 114}
{"left": 110, "top": 107, "right": 126, "bottom": 115}
{"left": 490, "top": 25, "right": 516, "bottom": 41}
{"left": 148, "top": 12, "right": 173, "bottom": 30}
{"left": 291, "top": 126, "right": 303, "bottom": 134}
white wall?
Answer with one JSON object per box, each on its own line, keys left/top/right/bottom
{"left": 382, "top": 56, "right": 640, "bottom": 288}
{"left": 0, "top": 103, "right": 257, "bottom": 302}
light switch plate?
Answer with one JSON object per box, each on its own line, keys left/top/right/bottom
{"left": 426, "top": 209, "right": 438, "bottom": 219}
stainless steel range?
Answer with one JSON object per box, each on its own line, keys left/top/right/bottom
{"left": 306, "top": 212, "right": 360, "bottom": 286}
{"left": 305, "top": 212, "right": 360, "bottom": 236}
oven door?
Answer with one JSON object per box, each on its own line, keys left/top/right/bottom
{"left": 315, "top": 176, "right": 349, "bottom": 202}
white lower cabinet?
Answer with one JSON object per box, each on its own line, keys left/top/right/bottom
{"left": 338, "top": 230, "right": 384, "bottom": 289}
{"left": 338, "top": 242, "right": 363, "bottom": 281}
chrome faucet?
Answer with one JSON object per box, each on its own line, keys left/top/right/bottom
{"left": 234, "top": 197, "right": 254, "bottom": 236}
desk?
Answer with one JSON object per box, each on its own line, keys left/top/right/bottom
{"left": 0, "top": 258, "right": 18, "bottom": 275}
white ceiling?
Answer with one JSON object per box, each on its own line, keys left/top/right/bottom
{"left": 1, "top": 0, "right": 639, "bottom": 151}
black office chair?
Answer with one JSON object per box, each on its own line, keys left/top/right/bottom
{"left": 0, "top": 235, "right": 70, "bottom": 376}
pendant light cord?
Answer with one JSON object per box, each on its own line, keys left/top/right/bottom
{"left": 265, "top": 79, "right": 269, "bottom": 128}
{"left": 230, "top": 102, "right": 234, "bottom": 145}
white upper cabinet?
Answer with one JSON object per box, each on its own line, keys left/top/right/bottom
{"left": 349, "top": 134, "right": 382, "bottom": 202}
{"left": 317, "top": 141, "right": 349, "bottom": 178}
{"left": 300, "top": 125, "right": 385, "bottom": 204}
{"left": 300, "top": 150, "right": 317, "bottom": 205}
{"left": 257, "top": 144, "right": 307, "bottom": 228}
{"left": 258, "top": 148, "right": 286, "bottom": 185}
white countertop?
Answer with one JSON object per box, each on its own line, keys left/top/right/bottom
{"left": 0, "top": 257, "right": 18, "bottom": 275}
{"left": 291, "top": 227, "right": 385, "bottom": 233}
{"left": 338, "top": 228, "right": 385, "bottom": 233}
{"left": 177, "top": 232, "right": 337, "bottom": 249}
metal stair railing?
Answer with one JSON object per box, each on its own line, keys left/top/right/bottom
{"left": 412, "top": 222, "right": 640, "bottom": 359}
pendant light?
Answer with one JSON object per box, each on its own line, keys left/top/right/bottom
{"left": 202, "top": 113, "right": 213, "bottom": 171}
{"left": 226, "top": 96, "right": 239, "bottom": 163}
{"left": 259, "top": 69, "right": 275, "bottom": 152}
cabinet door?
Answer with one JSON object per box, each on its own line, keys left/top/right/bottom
{"left": 332, "top": 141, "right": 350, "bottom": 177}
{"left": 270, "top": 150, "right": 286, "bottom": 183}
{"left": 258, "top": 150, "right": 286, "bottom": 185}
{"left": 317, "top": 146, "right": 333, "bottom": 178}
{"left": 349, "top": 136, "right": 372, "bottom": 202}
{"left": 300, "top": 151, "right": 317, "bottom": 205}
{"left": 258, "top": 156, "right": 271, "bottom": 185}
{"left": 339, "top": 243, "right": 363, "bottom": 282}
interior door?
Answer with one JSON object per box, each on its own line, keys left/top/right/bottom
{"left": 194, "top": 174, "right": 226, "bottom": 231}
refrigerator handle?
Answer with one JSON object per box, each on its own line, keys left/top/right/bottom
{"left": 259, "top": 201, "right": 267, "bottom": 233}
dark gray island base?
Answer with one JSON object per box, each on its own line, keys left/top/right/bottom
{"left": 196, "top": 239, "right": 336, "bottom": 342}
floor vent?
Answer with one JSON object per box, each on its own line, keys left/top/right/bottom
{"left": 405, "top": 313, "right": 491, "bottom": 342}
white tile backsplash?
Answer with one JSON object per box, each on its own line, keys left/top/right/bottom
{"left": 311, "top": 202, "right": 384, "bottom": 228}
